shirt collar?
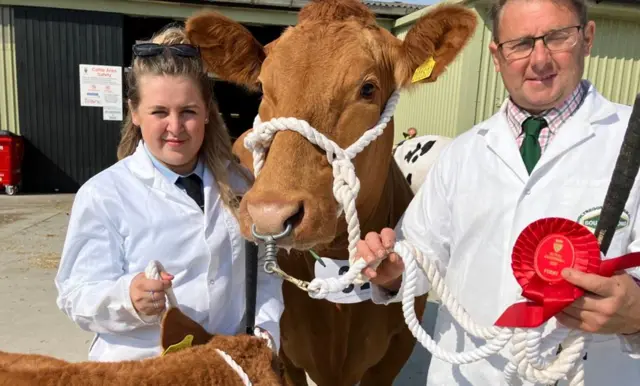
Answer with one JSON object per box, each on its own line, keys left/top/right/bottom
{"left": 506, "top": 79, "right": 589, "bottom": 137}
{"left": 142, "top": 141, "right": 205, "bottom": 184}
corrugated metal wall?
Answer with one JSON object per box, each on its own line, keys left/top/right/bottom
{"left": 473, "top": 5, "right": 509, "bottom": 124}
{"left": 13, "top": 6, "right": 124, "bottom": 193}
{"left": 584, "top": 17, "right": 640, "bottom": 106}
{"left": 393, "top": 4, "right": 640, "bottom": 141}
{"left": 0, "top": 6, "right": 20, "bottom": 134}
{"left": 392, "top": 18, "right": 477, "bottom": 140}
{"left": 473, "top": 8, "right": 640, "bottom": 123}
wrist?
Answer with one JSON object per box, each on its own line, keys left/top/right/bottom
{"left": 621, "top": 322, "right": 640, "bottom": 335}
{"left": 381, "top": 276, "right": 402, "bottom": 292}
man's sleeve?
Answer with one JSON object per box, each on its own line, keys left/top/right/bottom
{"left": 618, "top": 201, "right": 640, "bottom": 358}
{"left": 371, "top": 146, "right": 454, "bottom": 305}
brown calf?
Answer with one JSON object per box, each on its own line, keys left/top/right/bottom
{"left": 0, "top": 308, "right": 288, "bottom": 385}
{"left": 185, "top": 0, "right": 477, "bottom": 384}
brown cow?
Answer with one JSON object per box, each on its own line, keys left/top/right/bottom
{"left": 0, "top": 308, "right": 289, "bottom": 385}
{"left": 185, "top": 1, "right": 477, "bottom": 384}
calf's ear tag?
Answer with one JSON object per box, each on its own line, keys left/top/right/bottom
{"left": 412, "top": 57, "right": 436, "bottom": 83}
{"left": 161, "top": 334, "right": 194, "bottom": 356}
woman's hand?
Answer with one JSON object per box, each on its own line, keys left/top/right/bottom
{"left": 129, "top": 271, "right": 174, "bottom": 316}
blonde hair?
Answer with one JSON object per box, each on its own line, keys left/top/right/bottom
{"left": 117, "top": 24, "right": 251, "bottom": 217}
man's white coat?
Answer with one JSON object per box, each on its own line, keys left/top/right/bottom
{"left": 383, "top": 83, "right": 640, "bottom": 385}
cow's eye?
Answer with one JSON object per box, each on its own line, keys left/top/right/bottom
{"left": 360, "top": 83, "right": 376, "bottom": 99}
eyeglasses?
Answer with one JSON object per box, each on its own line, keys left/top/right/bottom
{"left": 498, "top": 25, "right": 583, "bottom": 60}
{"left": 132, "top": 43, "right": 201, "bottom": 58}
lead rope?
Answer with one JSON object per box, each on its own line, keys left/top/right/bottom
{"left": 144, "top": 260, "right": 253, "bottom": 386}
{"left": 244, "top": 89, "right": 590, "bottom": 386}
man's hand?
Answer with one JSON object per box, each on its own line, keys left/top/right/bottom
{"left": 356, "top": 228, "right": 405, "bottom": 291}
{"left": 556, "top": 268, "right": 640, "bottom": 335}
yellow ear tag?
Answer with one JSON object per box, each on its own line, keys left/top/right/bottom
{"left": 161, "top": 334, "right": 194, "bottom": 356}
{"left": 411, "top": 57, "right": 436, "bottom": 83}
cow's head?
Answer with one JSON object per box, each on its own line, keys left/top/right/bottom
{"left": 186, "top": 0, "right": 476, "bottom": 249}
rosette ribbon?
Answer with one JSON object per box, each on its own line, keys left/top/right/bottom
{"left": 495, "top": 217, "right": 640, "bottom": 328}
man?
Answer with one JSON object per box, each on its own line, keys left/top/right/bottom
{"left": 361, "top": 0, "right": 640, "bottom": 384}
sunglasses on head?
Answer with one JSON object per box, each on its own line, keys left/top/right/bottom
{"left": 132, "top": 43, "right": 201, "bottom": 58}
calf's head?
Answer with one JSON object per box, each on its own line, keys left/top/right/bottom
{"left": 186, "top": 0, "right": 476, "bottom": 249}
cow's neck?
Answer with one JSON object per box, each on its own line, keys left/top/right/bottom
{"left": 325, "top": 161, "right": 412, "bottom": 259}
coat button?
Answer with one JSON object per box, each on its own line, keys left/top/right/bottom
{"left": 209, "top": 279, "right": 215, "bottom": 285}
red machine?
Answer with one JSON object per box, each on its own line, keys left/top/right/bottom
{"left": 0, "top": 130, "right": 24, "bottom": 195}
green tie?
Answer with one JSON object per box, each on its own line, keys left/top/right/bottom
{"left": 520, "top": 117, "right": 547, "bottom": 174}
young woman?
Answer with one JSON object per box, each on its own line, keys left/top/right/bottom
{"left": 54, "top": 25, "right": 283, "bottom": 362}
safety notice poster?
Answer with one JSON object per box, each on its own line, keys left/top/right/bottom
{"left": 79, "top": 64, "right": 123, "bottom": 121}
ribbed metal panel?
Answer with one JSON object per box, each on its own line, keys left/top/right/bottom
{"left": 393, "top": 50, "right": 466, "bottom": 140}
{"left": 0, "top": 6, "right": 20, "bottom": 134}
{"left": 395, "top": 4, "right": 640, "bottom": 139}
{"left": 473, "top": 12, "right": 640, "bottom": 123}
{"left": 391, "top": 7, "right": 486, "bottom": 142}
{"left": 474, "top": 9, "right": 509, "bottom": 124}
{"left": 584, "top": 17, "right": 640, "bottom": 107}
{"left": 13, "top": 6, "right": 123, "bottom": 193}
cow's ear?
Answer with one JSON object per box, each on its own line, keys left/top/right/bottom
{"left": 394, "top": 4, "right": 477, "bottom": 88}
{"left": 160, "top": 308, "right": 214, "bottom": 350}
{"left": 186, "top": 11, "right": 265, "bottom": 91}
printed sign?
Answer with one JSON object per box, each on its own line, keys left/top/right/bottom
{"left": 79, "top": 64, "right": 123, "bottom": 121}
{"left": 314, "top": 257, "right": 372, "bottom": 304}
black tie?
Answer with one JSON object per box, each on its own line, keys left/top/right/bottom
{"left": 177, "top": 174, "right": 204, "bottom": 212}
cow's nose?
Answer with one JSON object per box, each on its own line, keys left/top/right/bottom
{"left": 247, "top": 200, "right": 303, "bottom": 235}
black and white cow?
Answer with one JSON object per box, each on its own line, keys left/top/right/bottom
{"left": 393, "top": 135, "right": 453, "bottom": 194}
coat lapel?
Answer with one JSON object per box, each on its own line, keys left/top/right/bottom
{"left": 126, "top": 140, "right": 198, "bottom": 210}
{"left": 479, "top": 85, "right": 618, "bottom": 183}
{"left": 479, "top": 102, "right": 530, "bottom": 184}
{"left": 203, "top": 163, "right": 221, "bottom": 233}
{"left": 534, "top": 86, "right": 618, "bottom": 174}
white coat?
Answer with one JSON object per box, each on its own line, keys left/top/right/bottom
{"left": 373, "top": 82, "right": 640, "bottom": 385}
{"left": 55, "top": 141, "right": 283, "bottom": 362}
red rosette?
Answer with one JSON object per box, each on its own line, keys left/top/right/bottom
{"left": 495, "top": 218, "right": 601, "bottom": 328}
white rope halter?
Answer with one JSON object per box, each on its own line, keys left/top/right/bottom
{"left": 145, "top": 261, "right": 253, "bottom": 386}
{"left": 243, "top": 89, "right": 594, "bottom": 385}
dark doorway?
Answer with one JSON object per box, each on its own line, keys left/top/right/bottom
{"left": 13, "top": 6, "right": 124, "bottom": 193}
{"left": 217, "top": 23, "right": 285, "bottom": 141}
{"left": 123, "top": 16, "right": 285, "bottom": 142}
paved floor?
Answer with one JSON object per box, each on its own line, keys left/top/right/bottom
{"left": 0, "top": 193, "right": 438, "bottom": 384}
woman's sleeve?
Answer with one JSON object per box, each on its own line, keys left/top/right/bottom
{"left": 55, "top": 184, "right": 157, "bottom": 334}
{"left": 253, "top": 243, "right": 284, "bottom": 352}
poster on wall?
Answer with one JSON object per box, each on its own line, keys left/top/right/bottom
{"left": 79, "top": 64, "right": 123, "bottom": 121}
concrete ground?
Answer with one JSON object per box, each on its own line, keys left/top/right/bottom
{"left": 0, "top": 193, "right": 438, "bottom": 384}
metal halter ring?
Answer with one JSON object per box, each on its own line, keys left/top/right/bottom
{"left": 251, "top": 222, "right": 293, "bottom": 274}
{"left": 251, "top": 222, "right": 293, "bottom": 241}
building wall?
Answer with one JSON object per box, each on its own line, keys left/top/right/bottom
{"left": 13, "top": 6, "right": 124, "bottom": 193}
{"left": 0, "top": 6, "right": 19, "bottom": 134}
{"left": 473, "top": 5, "right": 640, "bottom": 123}
{"left": 392, "top": 6, "right": 486, "bottom": 139}
{"left": 392, "top": 0, "right": 640, "bottom": 143}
